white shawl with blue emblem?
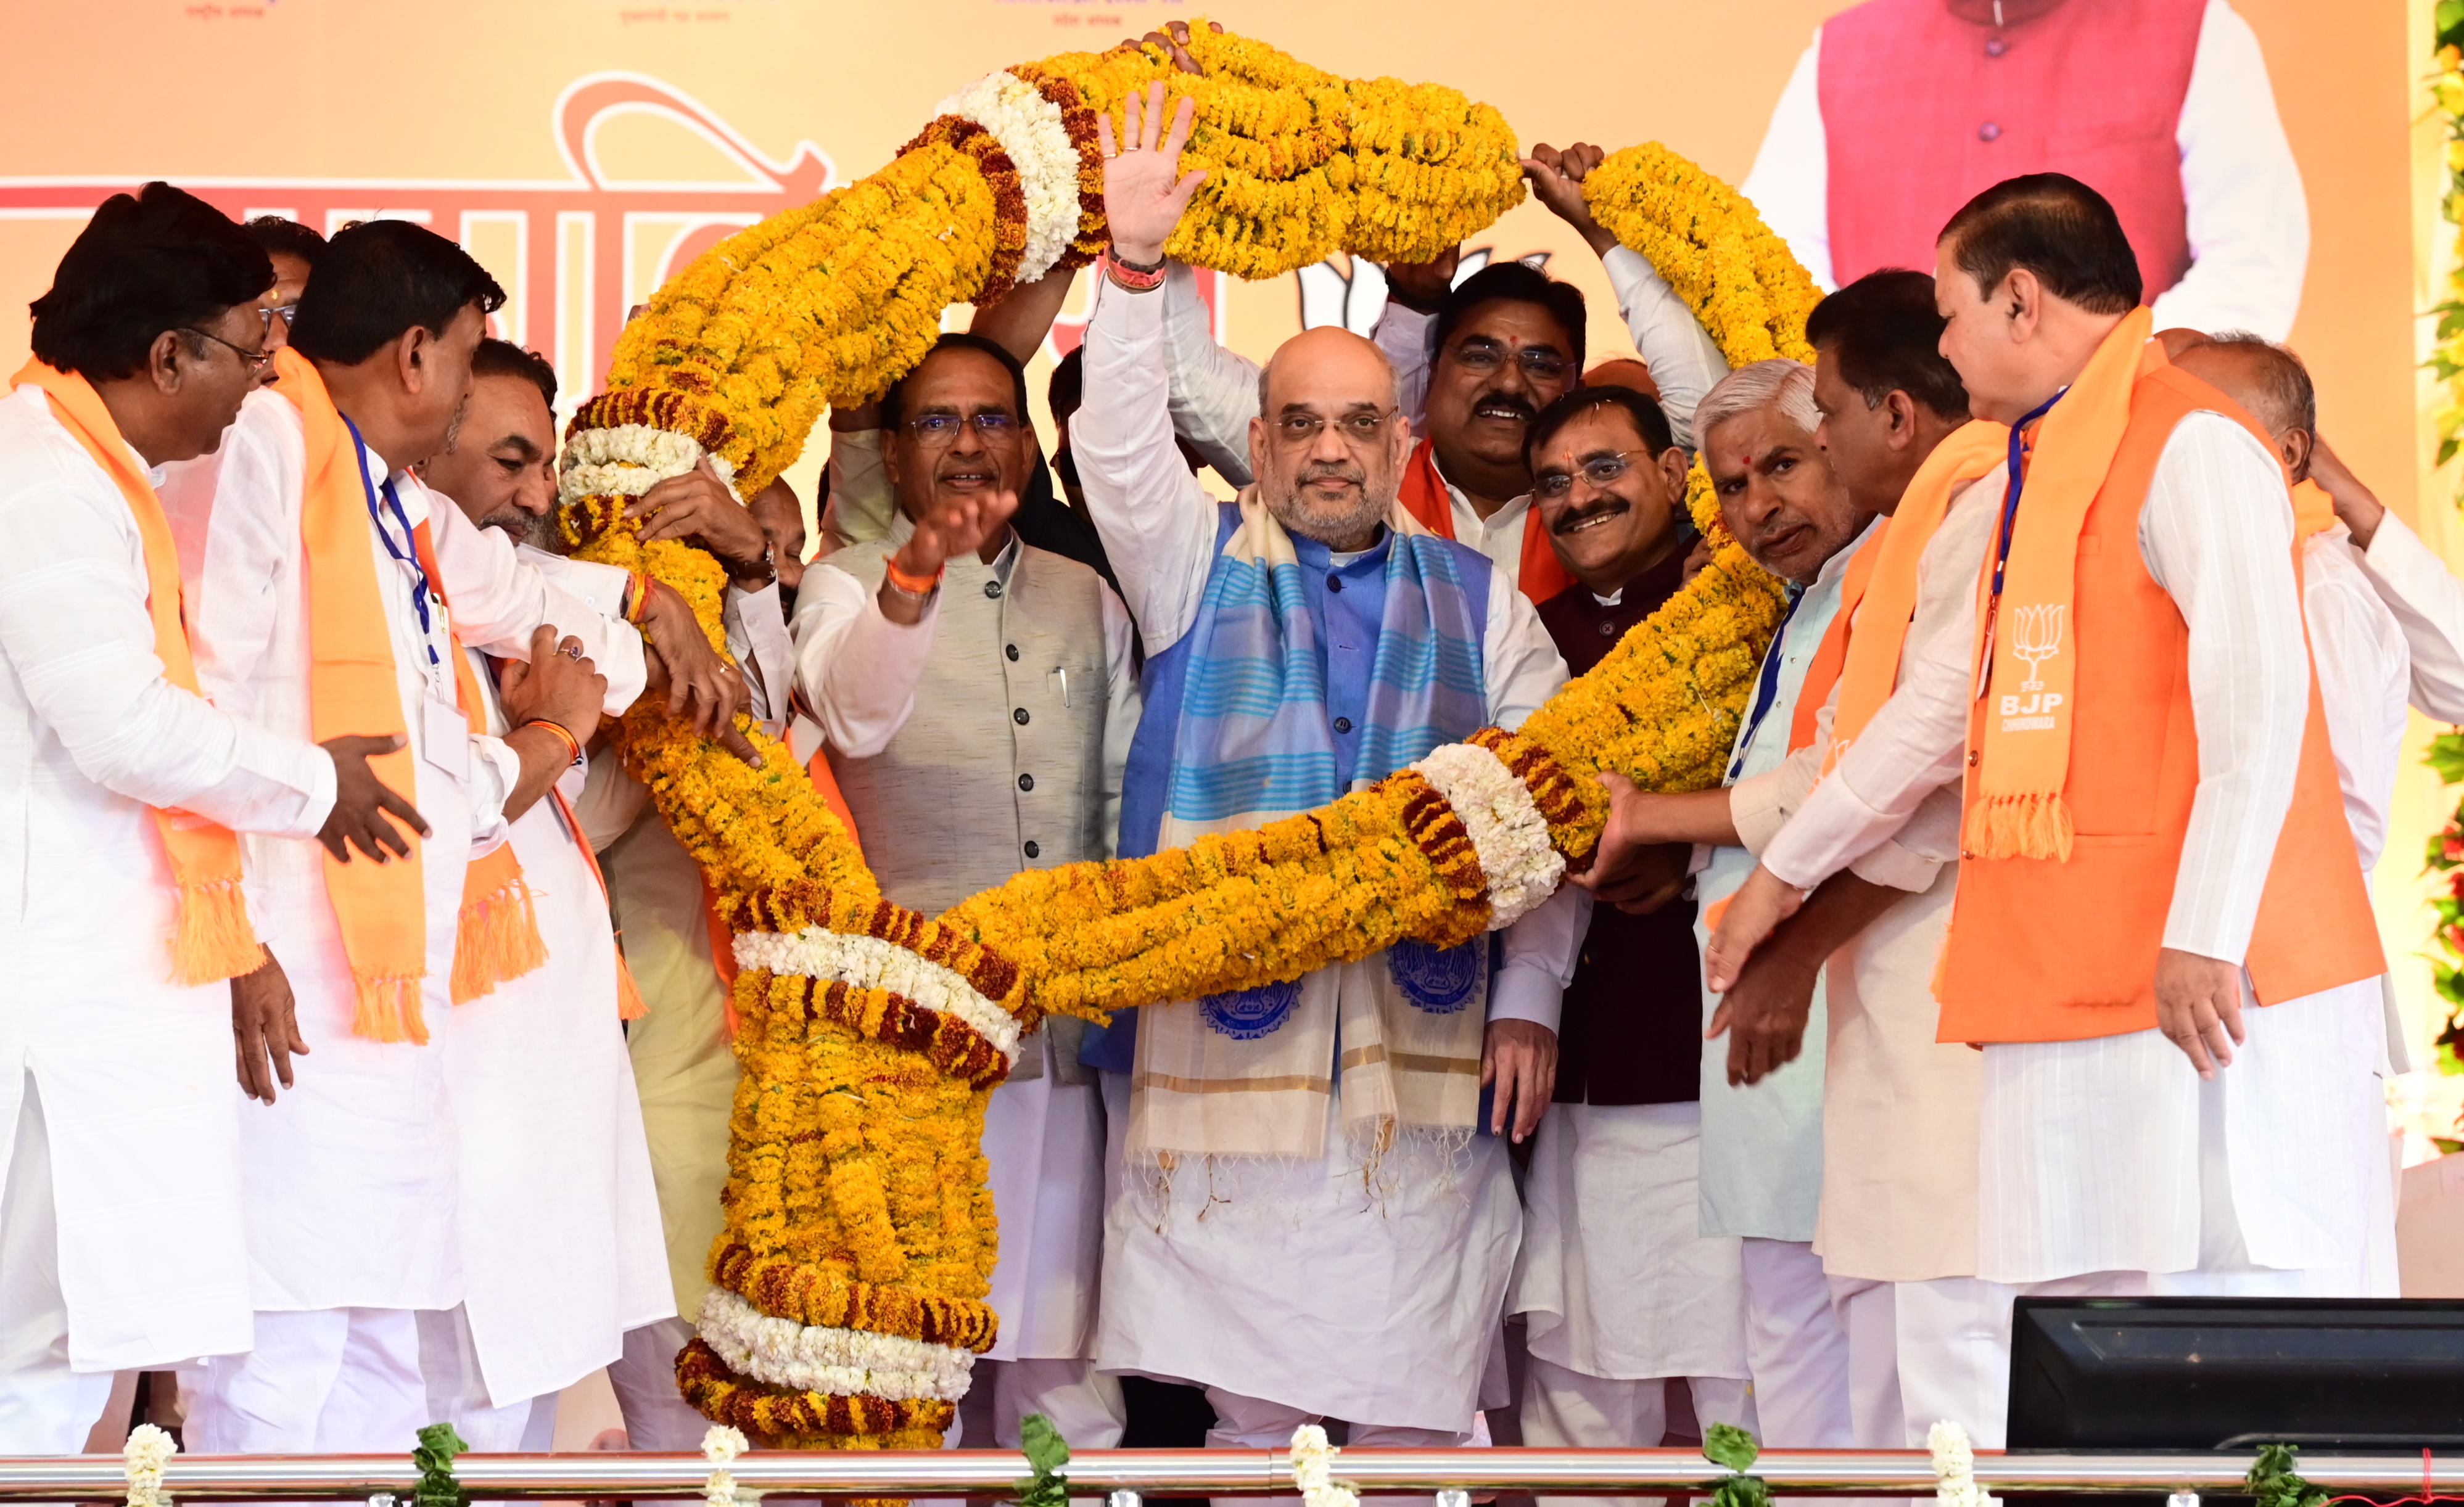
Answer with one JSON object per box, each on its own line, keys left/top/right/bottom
{"left": 1130, "top": 491, "right": 1494, "bottom": 1164}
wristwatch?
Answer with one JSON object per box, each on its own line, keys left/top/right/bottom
{"left": 724, "top": 543, "right": 778, "bottom": 591}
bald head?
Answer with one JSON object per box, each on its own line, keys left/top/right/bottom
{"left": 1248, "top": 324, "right": 1412, "bottom": 550}
{"left": 1583, "top": 356, "right": 1661, "bottom": 400}
{"left": 2169, "top": 334, "right": 2317, "bottom": 482}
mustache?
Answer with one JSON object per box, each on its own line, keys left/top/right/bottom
{"left": 1298, "top": 460, "right": 1366, "bottom": 488}
{"left": 1470, "top": 390, "right": 1538, "bottom": 422}
{"left": 1552, "top": 496, "right": 1629, "bottom": 534}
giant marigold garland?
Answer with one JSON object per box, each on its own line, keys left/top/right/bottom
{"left": 554, "top": 26, "right": 1805, "bottom": 1454}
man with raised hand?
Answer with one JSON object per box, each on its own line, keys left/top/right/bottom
{"left": 164, "top": 219, "right": 664, "bottom": 1453}
{"left": 1075, "top": 82, "right": 1577, "bottom": 1468}
{"left": 1710, "top": 175, "right": 2387, "bottom": 1440}
{"left": 790, "top": 328, "right": 1137, "bottom": 1453}
{"left": 0, "top": 182, "right": 426, "bottom": 1453}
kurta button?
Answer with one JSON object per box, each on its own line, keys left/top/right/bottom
{"left": 1984, "top": 35, "right": 2007, "bottom": 56}
{"left": 1023, "top": 840, "right": 1040, "bottom": 858}
{"left": 1014, "top": 707, "right": 1030, "bottom": 725}
{"left": 1978, "top": 121, "right": 2003, "bottom": 142}
{"left": 1005, "top": 643, "right": 1020, "bottom": 661}
{"left": 1966, "top": 750, "right": 1980, "bottom": 766}
{"left": 984, "top": 580, "right": 1003, "bottom": 599}
{"left": 1333, "top": 716, "right": 1354, "bottom": 733}
{"left": 1597, "top": 621, "right": 1617, "bottom": 637}
{"left": 1018, "top": 773, "right": 1035, "bottom": 792}
{"left": 1327, "top": 575, "right": 1344, "bottom": 593}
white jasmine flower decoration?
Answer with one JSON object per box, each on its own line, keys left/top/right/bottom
{"left": 1929, "top": 1419, "right": 1995, "bottom": 1507}
{"left": 1411, "top": 742, "right": 1565, "bottom": 927}
{"left": 123, "top": 1423, "right": 176, "bottom": 1507}
{"left": 697, "top": 1287, "right": 978, "bottom": 1402}
{"left": 936, "top": 70, "right": 1082, "bottom": 285}
{"left": 701, "top": 1423, "right": 752, "bottom": 1507}
{"left": 735, "top": 928, "right": 1023, "bottom": 1064}
{"left": 560, "top": 425, "right": 740, "bottom": 499}
{"left": 1290, "top": 1424, "right": 1361, "bottom": 1507}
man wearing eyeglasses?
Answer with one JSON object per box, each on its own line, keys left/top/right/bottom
{"left": 787, "top": 329, "right": 1138, "bottom": 1453}
{"left": 244, "top": 216, "right": 323, "bottom": 352}
{"left": 1073, "top": 83, "right": 1579, "bottom": 1469}
{"left": 1504, "top": 385, "right": 1761, "bottom": 1476}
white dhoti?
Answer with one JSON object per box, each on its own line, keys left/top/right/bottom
{"left": 1097, "top": 1084, "right": 1520, "bottom": 1435}
{"left": 1977, "top": 979, "right": 2386, "bottom": 1285}
{"left": 1509, "top": 1100, "right": 1749, "bottom": 1384}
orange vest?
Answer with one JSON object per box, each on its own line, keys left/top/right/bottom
{"left": 1934, "top": 366, "right": 2383, "bottom": 1043}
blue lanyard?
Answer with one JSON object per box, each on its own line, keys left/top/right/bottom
{"left": 344, "top": 416, "right": 440, "bottom": 668}
{"left": 1726, "top": 582, "right": 1806, "bottom": 782}
{"left": 1987, "top": 389, "right": 2066, "bottom": 614}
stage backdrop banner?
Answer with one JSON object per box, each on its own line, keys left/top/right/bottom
{"left": 0, "top": 0, "right": 2436, "bottom": 1081}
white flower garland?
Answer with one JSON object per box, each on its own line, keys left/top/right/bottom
{"left": 1929, "top": 1419, "right": 1996, "bottom": 1507}
{"left": 699, "top": 1287, "right": 978, "bottom": 1402}
{"left": 1411, "top": 742, "right": 1565, "bottom": 928}
{"left": 701, "top": 1423, "right": 754, "bottom": 1507}
{"left": 559, "top": 425, "right": 740, "bottom": 499}
{"left": 1289, "top": 1424, "right": 1360, "bottom": 1507}
{"left": 123, "top": 1424, "right": 175, "bottom": 1507}
{"left": 735, "top": 927, "right": 1023, "bottom": 1063}
{"left": 937, "top": 70, "right": 1082, "bottom": 286}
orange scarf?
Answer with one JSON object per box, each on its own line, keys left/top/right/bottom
{"left": 1396, "top": 437, "right": 1575, "bottom": 604}
{"left": 10, "top": 361, "right": 264, "bottom": 985}
{"left": 1965, "top": 307, "right": 2154, "bottom": 863}
{"left": 545, "top": 783, "right": 647, "bottom": 1022}
{"left": 1787, "top": 529, "right": 1882, "bottom": 754}
{"left": 271, "top": 348, "right": 544, "bottom": 1041}
{"left": 1811, "top": 421, "right": 2014, "bottom": 768}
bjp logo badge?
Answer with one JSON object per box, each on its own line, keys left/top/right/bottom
{"left": 2011, "top": 602, "right": 2065, "bottom": 692}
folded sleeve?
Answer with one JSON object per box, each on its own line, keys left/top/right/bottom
{"left": 787, "top": 559, "right": 941, "bottom": 758}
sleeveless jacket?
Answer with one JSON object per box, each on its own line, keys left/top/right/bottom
{"left": 1934, "top": 366, "right": 2384, "bottom": 1043}
{"left": 1819, "top": 0, "right": 2201, "bottom": 302}
{"left": 828, "top": 528, "right": 1123, "bottom": 1080}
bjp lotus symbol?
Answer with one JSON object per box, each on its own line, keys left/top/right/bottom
{"left": 2011, "top": 602, "right": 2065, "bottom": 692}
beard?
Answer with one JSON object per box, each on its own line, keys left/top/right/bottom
{"left": 482, "top": 506, "right": 561, "bottom": 552}
{"left": 1262, "top": 458, "right": 1391, "bottom": 546}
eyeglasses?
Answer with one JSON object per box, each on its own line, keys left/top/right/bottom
{"left": 1446, "top": 340, "right": 1569, "bottom": 382}
{"left": 261, "top": 305, "right": 297, "bottom": 329}
{"left": 181, "top": 326, "right": 274, "bottom": 374}
{"left": 906, "top": 411, "right": 1021, "bottom": 446}
{"left": 1534, "top": 448, "right": 1658, "bottom": 501}
{"left": 1270, "top": 408, "right": 1399, "bottom": 448}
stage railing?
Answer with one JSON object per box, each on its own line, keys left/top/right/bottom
{"left": 0, "top": 1447, "right": 2452, "bottom": 1500}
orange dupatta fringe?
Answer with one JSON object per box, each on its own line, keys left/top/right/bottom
{"left": 402, "top": 519, "right": 552, "bottom": 1006}
{"left": 12, "top": 361, "right": 265, "bottom": 985}
{"left": 1815, "top": 421, "right": 2013, "bottom": 769}
{"left": 1963, "top": 308, "right": 2154, "bottom": 864}
{"left": 1396, "top": 437, "right": 1574, "bottom": 604}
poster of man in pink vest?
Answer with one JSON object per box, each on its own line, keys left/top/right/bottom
{"left": 1741, "top": 0, "right": 2307, "bottom": 339}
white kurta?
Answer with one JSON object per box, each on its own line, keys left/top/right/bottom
{"left": 1760, "top": 410, "right": 2384, "bottom": 1285}
{"left": 1728, "top": 476, "right": 2001, "bottom": 1283}
{"left": 1073, "top": 270, "right": 1580, "bottom": 1432}
{"left": 1739, "top": 0, "right": 2309, "bottom": 338}
{"left": 162, "top": 387, "right": 646, "bottom": 1315}
{"left": 0, "top": 385, "right": 334, "bottom": 1371}
{"left": 1694, "top": 519, "right": 1880, "bottom": 1242}
{"left": 443, "top": 626, "right": 673, "bottom": 1406}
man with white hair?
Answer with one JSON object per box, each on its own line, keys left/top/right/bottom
{"left": 1072, "top": 81, "right": 1579, "bottom": 1463}
{"left": 1575, "top": 356, "right": 1879, "bottom": 1447}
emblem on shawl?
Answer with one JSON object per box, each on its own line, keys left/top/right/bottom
{"left": 2010, "top": 602, "right": 2064, "bottom": 691}
{"left": 1388, "top": 936, "right": 1480, "bottom": 1012}
{"left": 1200, "top": 979, "right": 1301, "bottom": 1039}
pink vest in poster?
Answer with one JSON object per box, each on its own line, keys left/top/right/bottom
{"left": 1816, "top": 0, "right": 2203, "bottom": 302}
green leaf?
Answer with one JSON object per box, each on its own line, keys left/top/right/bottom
{"left": 411, "top": 1423, "right": 472, "bottom": 1507}
{"left": 1702, "top": 1423, "right": 1760, "bottom": 1474}
{"left": 1014, "top": 1413, "right": 1072, "bottom": 1507}
{"left": 2441, "top": 0, "right": 2464, "bottom": 43}
{"left": 2246, "top": 1442, "right": 2330, "bottom": 1507}
{"left": 2443, "top": 435, "right": 2463, "bottom": 467}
